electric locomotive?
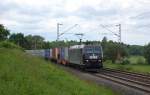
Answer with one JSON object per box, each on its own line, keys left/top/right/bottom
{"left": 68, "top": 45, "right": 103, "bottom": 70}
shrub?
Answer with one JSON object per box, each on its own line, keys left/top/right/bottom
{"left": 144, "top": 43, "right": 150, "bottom": 64}
{"left": 0, "top": 41, "right": 23, "bottom": 50}
{"left": 137, "top": 57, "right": 145, "bottom": 64}
{"left": 115, "top": 58, "right": 130, "bottom": 65}
{"left": 122, "top": 58, "right": 130, "bottom": 65}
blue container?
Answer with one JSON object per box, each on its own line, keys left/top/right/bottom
{"left": 45, "top": 49, "right": 50, "bottom": 59}
{"left": 60, "top": 47, "right": 69, "bottom": 61}
{"left": 60, "top": 48, "right": 65, "bottom": 60}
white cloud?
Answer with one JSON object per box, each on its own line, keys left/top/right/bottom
{"left": 0, "top": 0, "right": 150, "bottom": 45}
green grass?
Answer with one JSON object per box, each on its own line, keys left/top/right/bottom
{"left": 0, "top": 48, "right": 118, "bottom": 95}
{"left": 104, "top": 56, "right": 150, "bottom": 73}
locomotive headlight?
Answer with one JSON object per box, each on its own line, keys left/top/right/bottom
{"left": 86, "top": 60, "right": 89, "bottom": 62}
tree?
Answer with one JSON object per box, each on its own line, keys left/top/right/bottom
{"left": 144, "top": 43, "right": 150, "bottom": 64}
{"left": 127, "top": 45, "right": 144, "bottom": 56}
{"left": 9, "top": 33, "right": 28, "bottom": 48}
{"left": 32, "top": 35, "right": 44, "bottom": 49}
{"left": 101, "top": 37, "right": 107, "bottom": 60}
{"left": 25, "top": 35, "right": 45, "bottom": 49}
{"left": 0, "top": 24, "right": 10, "bottom": 41}
{"left": 104, "top": 42, "right": 128, "bottom": 63}
{"left": 25, "top": 35, "right": 34, "bottom": 49}
{"left": 43, "top": 41, "right": 51, "bottom": 49}
{"left": 101, "top": 36, "right": 107, "bottom": 48}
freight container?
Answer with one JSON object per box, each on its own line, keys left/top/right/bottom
{"left": 45, "top": 49, "right": 50, "bottom": 60}
{"left": 59, "top": 47, "right": 69, "bottom": 65}
{"left": 49, "top": 49, "right": 52, "bottom": 59}
{"left": 39, "top": 50, "right": 45, "bottom": 57}
{"left": 26, "top": 50, "right": 45, "bottom": 57}
{"left": 52, "top": 48, "right": 60, "bottom": 62}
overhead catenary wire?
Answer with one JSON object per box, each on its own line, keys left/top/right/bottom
{"left": 56, "top": 23, "right": 78, "bottom": 41}
{"left": 100, "top": 24, "right": 121, "bottom": 43}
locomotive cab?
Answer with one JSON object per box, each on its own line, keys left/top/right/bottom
{"left": 83, "top": 45, "right": 103, "bottom": 69}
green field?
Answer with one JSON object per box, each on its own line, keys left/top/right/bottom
{"left": 0, "top": 48, "right": 118, "bottom": 95}
{"left": 104, "top": 56, "right": 150, "bottom": 73}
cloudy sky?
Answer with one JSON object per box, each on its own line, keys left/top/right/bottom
{"left": 0, "top": 0, "right": 150, "bottom": 45}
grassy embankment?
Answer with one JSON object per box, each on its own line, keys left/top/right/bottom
{"left": 0, "top": 48, "right": 118, "bottom": 95}
{"left": 104, "top": 56, "right": 150, "bottom": 73}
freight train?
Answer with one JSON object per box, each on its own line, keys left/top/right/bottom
{"left": 26, "top": 44, "right": 103, "bottom": 70}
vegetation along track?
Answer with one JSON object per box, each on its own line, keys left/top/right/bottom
{"left": 93, "top": 68, "right": 150, "bottom": 93}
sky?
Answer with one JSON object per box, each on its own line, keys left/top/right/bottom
{"left": 0, "top": 0, "right": 150, "bottom": 45}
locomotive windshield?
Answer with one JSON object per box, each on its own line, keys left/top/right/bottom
{"left": 84, "top": 46, "right": 102, "bottom": 54}
{"left": 93, "top": 46, "right": 101, "bottom": 53}
{"left": 84, "top": 48, "right": 93, "bottom": 53}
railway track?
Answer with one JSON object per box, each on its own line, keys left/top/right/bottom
{"left": 55, "top": 63, "right": 150, "bottom": 94}
{"left": 104, "top": 68, "right": 150, "bottom": 78}
{"left": 103, "top": 68, "right": 150, "bottom": 85}
{"left": 93, "top": 68, "right": 150, "bottom": 94}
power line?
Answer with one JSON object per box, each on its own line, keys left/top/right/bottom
{"left": 100, "top": 24, "right": 121, "bottom": 43}
{"left": 100, "top": 24, "right": 119, "bottom": 36}
{"left": 130, "top": 11, "right": 150, "bottom": 19}
{"left": 59, "top": 24, "right": 78, "bottom": 36}
{"left": 56, "top": 23, "right": 78, "bottom": 41}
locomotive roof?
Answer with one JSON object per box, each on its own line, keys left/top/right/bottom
{"left": 69, "top": 45, "right": 85, "bottom": 49}
{"left": 69, "top": 44, "right": 101, "bottom": 49}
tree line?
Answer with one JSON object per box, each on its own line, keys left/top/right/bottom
{"left": 0, "top": 24, "right": 150, "bottom": 64}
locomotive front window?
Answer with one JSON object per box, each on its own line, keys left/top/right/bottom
{"left": 84, "top": 48, "right": 93, "bottom": 53}
{"left": 84, "top": 46, "right": 102, "bottom": 54}
{"left": 93, "top": 47, "right": 101, "bottom": 53}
